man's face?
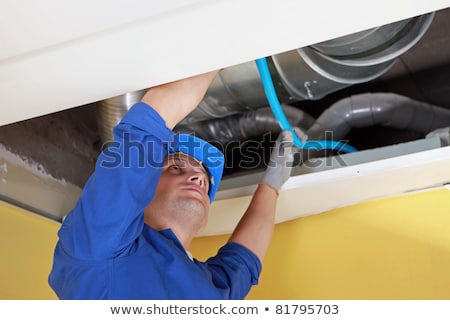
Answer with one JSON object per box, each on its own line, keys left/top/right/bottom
{"left": 144, "top": 153, "right": 210, "bottom": 233}
{"left": 144, "top": 152, "right": 211, "bottom": 233}
{"left": 159, "top": 152, "right": 210, "bottom": 206}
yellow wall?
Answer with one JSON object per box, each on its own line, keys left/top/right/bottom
{"left": 0, "top": 202, "right": 59, "bottom": 299}
{"left": 192, "top": 188, "right": 450, "bottom": 299}
{"left": 1, "top": 188, "right": 449, "bottom": 299}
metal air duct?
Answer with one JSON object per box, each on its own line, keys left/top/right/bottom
{"left": 180, "top": 12, "right": 434, "bottom": 124}
{"left": 96, "top": 12, "right": 435, "bottom": 145}
{"left": 175, "top": 104, "right": 315, "bottom": 147}
{"left": 95, "top": 90, "right": 146, "bottom": 145}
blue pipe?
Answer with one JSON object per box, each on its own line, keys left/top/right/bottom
{"left": 255, "top": 57, "right": 357, "bottom": 153}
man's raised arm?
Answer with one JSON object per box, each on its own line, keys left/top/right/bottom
{"left": 141, "top": 70, "right": 219, "bottom": 129}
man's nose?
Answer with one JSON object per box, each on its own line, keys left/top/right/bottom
{"left": 188, "top": 171, "right": 205, "bottom": 187}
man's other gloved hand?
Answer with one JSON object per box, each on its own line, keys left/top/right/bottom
{"left": 261, "top": 130, "right": 296, "bottom": 192}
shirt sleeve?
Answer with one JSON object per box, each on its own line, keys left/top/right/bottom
{"left": 202, "top": 242, "right": 262, "bottom": 299}
{"left": 57, "top": 102, "right": 175, "bottom": 260}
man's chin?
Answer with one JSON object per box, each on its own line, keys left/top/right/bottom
{"left": 171, "top": 196, "right": 208, "bottom": 216}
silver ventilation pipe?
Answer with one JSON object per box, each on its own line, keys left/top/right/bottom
{"left": 306, "top": 92, "right": 450, "bottom": 140}
{"left": 95, "top": 12, "right": 435, "bottom": 144}
{"left": 180, "top": 12, "right": 434, "bottom": 125}
{"left": 175, "top": 105, "right": 315, "bottom": 146}
{"left": 95, "top": 90, "right": 145, "bottom": 144}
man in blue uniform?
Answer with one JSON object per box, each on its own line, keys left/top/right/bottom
{"left": 49, "top": 70, "right": 296, "bottom": 299}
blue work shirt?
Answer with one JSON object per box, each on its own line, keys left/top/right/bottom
{"left": 48, "top": 103, "right": 261, "bottom": 299}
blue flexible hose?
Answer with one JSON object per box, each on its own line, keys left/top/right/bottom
{"left": 255, "top": 57, "right": 357, "bottom": 153}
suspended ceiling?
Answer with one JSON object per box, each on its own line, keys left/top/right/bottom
{"left": 1, "top": 1, "right": 450, "bottom": 235}
{"left": 1, "top": 0, "right": 449, "bottom": 126}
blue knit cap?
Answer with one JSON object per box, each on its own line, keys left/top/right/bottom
{"left": 170, "top": 133, "right": 224, "bottom": 202}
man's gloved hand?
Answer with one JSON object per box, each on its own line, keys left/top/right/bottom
{"left": 261, "top": 130, "right": 297, "bottom": 192}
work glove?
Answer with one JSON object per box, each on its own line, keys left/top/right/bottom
{"left": 261, "top": 129, "right": 298, "bottom": 192}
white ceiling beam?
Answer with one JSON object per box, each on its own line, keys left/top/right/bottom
{"left": 1, "top": 0, "right": 449, "bottom": 126}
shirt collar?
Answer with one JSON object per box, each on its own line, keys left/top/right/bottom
{"left": 143, "top": 225, "right": 194, "bottom": 261}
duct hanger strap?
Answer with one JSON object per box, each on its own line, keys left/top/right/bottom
{"left": 255, "top": 57, "right": 357, "bottom": 153}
